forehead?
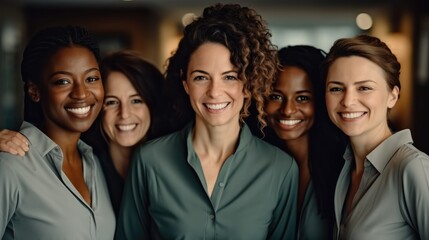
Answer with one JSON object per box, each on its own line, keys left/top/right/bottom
{"left": 104, "top": 71, "right": 136, "bottom": 93}
{"left": 276, "top": 66, "right": 312, "bottom": 91}
{"left": 44, "top": 46, "right": 98, "bottom": 72}
{"left": 188, "top": 42, "right": 233, "bottom": 70}
{"left": 328, "top": 56, "right": 386, "bottom": 84}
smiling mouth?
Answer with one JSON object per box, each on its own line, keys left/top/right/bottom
{"left": 340, "top": 112, "right": 366, "bottom": 119}
{"left": 279, "top": 119, "right": 302, "bottom": 126}
{"left": 117, "top": 124, "right": 137, "bottom": 131}
{"left": 205, "top": 103, "right": 229, "bottom": 110}
{"left": 66, "top": 106, "right": 91, "bottom": 115}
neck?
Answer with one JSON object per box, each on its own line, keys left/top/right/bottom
{"left": 192, "top": 119, "right": 240, "bottom": 164}
{"left": 349, "top": 124, "right": 392, "bottom": 173}
{"left": 109, "top": 143, "right": 132, "bottom": 179}
{"left": 282, "top": 135, "right": 309, "bottom": 168}
{"left": 41, "top": 123, "right": 81, "bottom": 164}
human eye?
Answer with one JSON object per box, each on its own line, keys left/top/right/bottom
{"left": 358, "top": 86, "right": 372, "bottom": 91}
{"left": 104, "top": 98, "right": 118, "bottom": 107}
{"left": 87, "top": 76, "right": 100, "bottom": 83}
{"left": 53, "top": 78, "right": 70, "bottom": 85}
{"left": 268, "top": 93, "right": 283, "bottom": 102}
{"left": 224, "top": 74, "right": 238, "bottom": 81}
{"left": 193, "top": 75, "right": 208, "bottom": 81}
{"left": 296, "top": 95, "right": 311, "bottom": 102}
{"left": 328, "top": 86, "right": 343, "bottom": 93}
{"left": 131, "top": 98, "right": 144, "bottom": 104}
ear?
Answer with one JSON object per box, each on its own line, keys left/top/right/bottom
{"left": 182, "top": 80, "right": 190, "bottom": 95}
{"left": 27, "top": 81, "right": 41, "bottom": 102}
{"left": 387, "top": 85, "right": 399, "bottom": 109}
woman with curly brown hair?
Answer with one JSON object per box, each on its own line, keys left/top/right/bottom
{"left": 116, "top": 3, "right": 298, "bottom": 239}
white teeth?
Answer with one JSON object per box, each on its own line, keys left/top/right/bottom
{"left": 67, "top": 106, "right": 90, "bottom": 114}
{"left": 342, "top": 112, "right": 364, "bottom": 119}
{"left": 117, "top": 124, "right": 137, "bottom": 131}
{"left": 206, "top": 103, "right": 228, "bottom": 110}
{"left": 279, "top": 119, "right": 302, "bottom": 126}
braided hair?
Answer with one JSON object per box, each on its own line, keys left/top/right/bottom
{"left": 21, "top": 26, "right": 100, "bottom": 127}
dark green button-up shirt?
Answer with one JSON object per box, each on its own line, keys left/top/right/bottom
{"left": 116, "top": 123, "right": 298, "bottom": 239}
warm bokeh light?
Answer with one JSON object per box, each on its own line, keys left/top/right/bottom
{"left": 182, "top": 13, "right": 197, "bottom": 27}
{"left": 356, "top": 13, "right": 373, "bottom": 30}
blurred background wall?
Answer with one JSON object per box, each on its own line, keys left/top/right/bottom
{"left": 1, "top": 0, "right": 427, "bottom": 153}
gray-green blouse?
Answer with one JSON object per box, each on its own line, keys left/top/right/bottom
{"left": 334, "top": 129, "right": 429, "bottom": 239}
{"left": 298, "top": 181, "right": 332, "bottom": 240}
{"left": 116, "top": 122, "right": 299, "bottom": 239}
{"left": 0, "top": 122, "right": 115, "bottom": 240}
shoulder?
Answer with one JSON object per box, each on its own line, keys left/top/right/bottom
{"left": 249, "top": 135, "right": 297, "bottom": 170}
{"left": 133, "top": 130, "right": 186, "bottom": 163}
{"left": 395, "top": 143, "right": 429, "bottom": 175}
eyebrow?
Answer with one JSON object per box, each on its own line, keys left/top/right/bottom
{"left": 327, "top": 80, "right": 376, "bottom": 85}
{"left": 190, "top": 69, "right": 237, "bottom": 75}
{"left": 48, "top": 67, "right": 100, "bottom": 79}
{"left": 104, "top": 93, "right": 141, "bottom": 99}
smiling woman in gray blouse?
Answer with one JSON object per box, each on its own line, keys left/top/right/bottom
{"left": 0, "top": 26, "right": 115, "bottom": 239}
{"left": 322, "top": 34, "right": 429, "bottom": 239}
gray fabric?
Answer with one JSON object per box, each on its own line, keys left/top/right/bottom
{"left": 0, "top": 122, "right": 115, "bottom": 240}
{"left": 334, "top": 129, "right": 429, "bottom": 240}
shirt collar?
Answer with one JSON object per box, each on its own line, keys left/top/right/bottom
{"left": 184, "top": 121, "right": 253, "bottom": 159}
{"left": 20, "top": 121, "right": 57, "bottom": 157}
{"left": 366, "top": 129, "right": 413, "bottom": 172}
{"left": 20, "top": 121, "right": 95, "bottom": 163}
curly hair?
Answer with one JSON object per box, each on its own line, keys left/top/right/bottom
{"left": 164, "top": 3, "right": 278, "bottom": 131}
{"left": 20, "top": 25, "right": 100, "bottom": 127}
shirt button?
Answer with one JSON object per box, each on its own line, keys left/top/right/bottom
{"left": 219, "top": 182, "right": 225, "bottom": 187}
{"left": 209, "top": 214, "right": 215, "bottom": 220}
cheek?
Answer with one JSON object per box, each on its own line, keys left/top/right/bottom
{"left": 101, "top": 112, "right": 115, "bottom": 136}
{"left": 264, "top": 102, "right": 279, "bottom": 116}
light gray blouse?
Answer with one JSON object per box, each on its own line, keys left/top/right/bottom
{"left": 0, "top": 122, "right": 115, "bottom": 239}
{"left": 334, "top": 129, "right": 429, "bottom": 240}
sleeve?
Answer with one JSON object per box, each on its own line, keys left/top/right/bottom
{"left": 115, "top": 148, "right": 150, "bottom": 239}
{"left": 401, "top": 151, "right": 429, "bottom": 238}
{"left": 268, "top": 152, "right": 299, "bottom": 240}
{"left": 0, "top": 160, "right": 19, "bottom": 237}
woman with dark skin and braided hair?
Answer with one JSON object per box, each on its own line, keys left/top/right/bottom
{"left": 0, "top": 26, "right": 115, "bottom": 239}
{"left": 116, "top": 3, "right": 298, "bottom": 239}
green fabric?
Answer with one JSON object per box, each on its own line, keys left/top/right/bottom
{"left": 116, "top": 122, "right": 298, "bottom": 239}
{"left": 297, "top": 181, "right": 332, "bottom": 240}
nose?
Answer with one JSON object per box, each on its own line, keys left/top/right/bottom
{"left": 281, "top": 99, "right": 297, "bottom": 115}
{"left": 119, "top": 102, "right": 130, "bottom": 119}
{"left": 341, "top": 89, "right": 356, "bottom": 107}
{"left": 207, "top": 79, "right": 223, "bottom": 97}
{"left": 70, "top": 82, "right": 88, "bottom": 99}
